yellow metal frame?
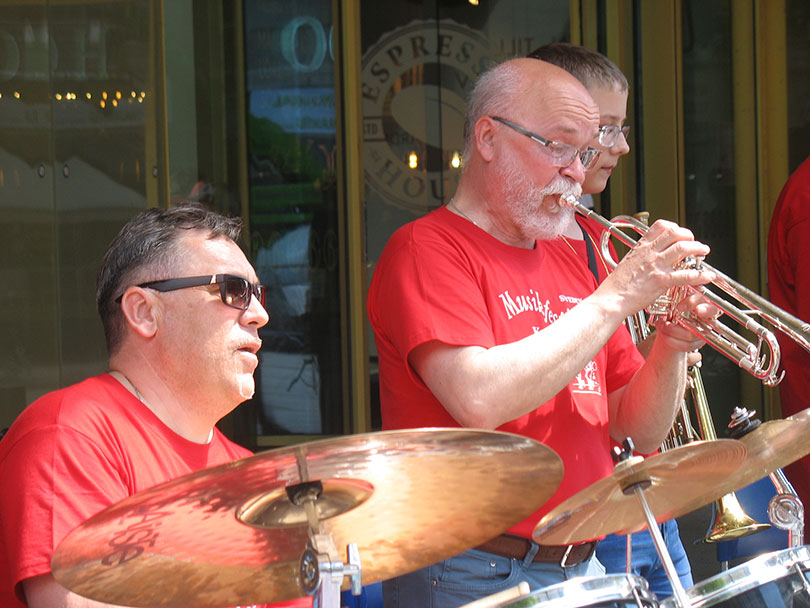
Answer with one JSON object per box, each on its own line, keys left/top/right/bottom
{"left": 255, "top": 0, "right": 368, "bottom": 447}
{"left": 334, "top": 0, "right": 370, "bottom": 434}
{"left": 147, "top": 0, "right": 168, "bottom": 208}
{"left": 755, "top": 0, "right": 788, "bottom": 419}
{"left": 637, "top": 1, "right": 685, "bottom": 224}
{"left": 572, "top": 0, "right": 640, "bottom": 217}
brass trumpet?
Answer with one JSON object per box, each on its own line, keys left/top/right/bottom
{"left": 563, "top": 195, "right": 810, "bottom": 386}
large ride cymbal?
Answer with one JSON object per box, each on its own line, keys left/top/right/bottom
{"left": 532, "top": 439, "right": 747, "bottom": 545}
{"left": 52, "top": 428, "right": 562, "bottom": 608}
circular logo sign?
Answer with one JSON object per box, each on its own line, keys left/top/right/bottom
{"left": 362, "top": 20, "right": 492, "bottom": 212}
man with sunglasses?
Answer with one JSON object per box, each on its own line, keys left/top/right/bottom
{"left": 0, "top": 204, "right": 308, "bottom": 608}
{"left": 531, "top": 42, "right": 694, "bottom": 599}
{"left": 368, "top": 57, "right": 715, "bottom": 607}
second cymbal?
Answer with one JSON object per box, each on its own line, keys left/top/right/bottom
{"left": 533, "top": 439, "right": 747, "bottom": 545}
{"left": 706, "top": 405, "right": 810, "bottom": 497}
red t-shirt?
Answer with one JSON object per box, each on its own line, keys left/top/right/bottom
{"left": 767, "top": 154, "right": 810, "bottom": 536}
{"left": 547, "top": 214, "right": 619, "bottom": 284}
{"left": 0, "top": 373, "right": 310, "bottom": 608}
{"left": 368, "top": 206, "right": 644, "bottom": 538}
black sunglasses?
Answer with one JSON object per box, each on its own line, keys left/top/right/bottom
{"left": 115, "top": 274, "right": 266, "bottom": 311}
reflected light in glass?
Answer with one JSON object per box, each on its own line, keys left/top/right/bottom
{"left": 86, "top": 92, "right": 92, "bottom": 99}
{"left": 450, "top": 152, "right": 462, "bottom": 169}
{"left": 102, "top": 91, "right": 108, "bottom": 100}
{"left": 100, "top": 100, "right": 106, "bottom": 108}
{"left": 55, "top": 93, "right": 62, "bottom": 101}
{"left": 115, "top": 91, "right": 122, "bottom": 100}
{"left": 13, "top": 91, "right": 20, "bottom": 99}
{"left": 408, "top": 151, "right": 418, "bottom": 169}
{"left": 468, "top": 0, "right": 479, "bottom": 4}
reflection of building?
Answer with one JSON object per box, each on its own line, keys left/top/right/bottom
{"left": 1, "top": 3, "right": 809, "bottom": 463}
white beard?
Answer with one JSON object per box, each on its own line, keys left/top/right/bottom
{"left": 497, "top": 158, "right": 582, "bottom": 241}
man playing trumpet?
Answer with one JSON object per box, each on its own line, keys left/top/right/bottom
{"left": 368, "top": 56, "right": 716, "bottom": 607}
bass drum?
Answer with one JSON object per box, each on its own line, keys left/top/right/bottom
{"left": 499, "top": 574, "right": 658, "bottom": 607}
{"left": 660, "top": 546, "right": 810, "bottom": 608}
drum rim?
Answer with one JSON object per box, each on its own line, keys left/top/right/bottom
{"left": 502, "top": 574, "right": 657, "bottom": 607}
{"left": 661, "top": 546, "right": 810, "bottom": 608}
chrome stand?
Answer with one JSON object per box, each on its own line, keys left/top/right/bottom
{"left": 614, "top": 440, "right": 691, "bottom": 608}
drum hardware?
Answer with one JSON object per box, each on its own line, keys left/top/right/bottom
{"left": 533, "top": 438, "right": 749, "bottom": 608}
{"left": 562, "top": 195, "right": 810, "bottom": 387}
{"left": 284, "top": 475, "right": 362, "bottom": 607}
{"left": 659, "top": 545, "right": 810, "bottom": 608}
{"left": 792, "top": 561, "right": 810, "bottom": 595}
{"left": 767, "top": 468, "right": 804, "bottom": 547}
{"left": 727, "top": 407, "right": 805, "bottom": 547}
{"left": 608, "top": 439, "right": 691, "bottom": 608}
{"left": 686, "top": 404, "right": 810, "bottom": 529}
{"left": 52, "top": 428, "right": 563, "bottom": 608}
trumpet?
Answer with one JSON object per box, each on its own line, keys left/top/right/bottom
{"left": 562, "top": 195, "right": 810, "bottom": 386}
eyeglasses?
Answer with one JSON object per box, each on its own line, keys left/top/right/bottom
{"left": 116, "top": 274, "right": 266, "bottom": 311}
{"left": 597, "top": 124, "right": 630, "bottom": 148}
{"left": 490, "top": 116, "right": 601, "bottom": 170}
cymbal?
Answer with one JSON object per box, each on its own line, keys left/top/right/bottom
{"left": 711, "top": 406, "right": 810, "bottom": 494}
{"left": 532, "top": 439, "right": 747, "bottom": 545}
{"left": 52, "top": 428, "right": 562, "bottom": 607}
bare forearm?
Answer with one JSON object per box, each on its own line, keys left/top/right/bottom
{"left": 413, "top": 295, "right": 627, "bottom": 428}
{"left": 610, "top": 337, "right": 687, "bottom": 453}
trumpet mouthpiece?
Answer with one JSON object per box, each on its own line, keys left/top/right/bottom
{"left": 560, "top": 194, "right": 579, "bottom": 208}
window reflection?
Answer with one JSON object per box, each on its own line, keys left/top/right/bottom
{"left": 244, "top": 0, "right": 342, "bottom": 436}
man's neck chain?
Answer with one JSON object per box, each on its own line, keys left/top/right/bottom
{"left": 110, "top": 370, "right": 146, "bottom": 404}
{"left": 447, "top": 200, "right": 479, "bottom": 227}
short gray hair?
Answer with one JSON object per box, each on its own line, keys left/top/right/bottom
{"left": 462, "top": 61, "right": 525, "bottom": 165}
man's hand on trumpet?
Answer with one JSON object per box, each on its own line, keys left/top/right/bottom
{"left": 597, "top": 218, "right": 715, "bottom": 319}
{"left": 646, "top": 292, "right": 723, "bottom": 366}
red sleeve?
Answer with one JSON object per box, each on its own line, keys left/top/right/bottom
{"left": 1, "top": 426, "right": 128, "bottom": 600}
{"left": 369, "top": 224, "right": 495, "bottom": 370}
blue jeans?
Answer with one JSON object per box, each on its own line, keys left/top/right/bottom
{"left": 382, "top": 545, "right": 604, "bottom": 608}
{"left": 595, "top": 519, "right": 693, "bottom": 599}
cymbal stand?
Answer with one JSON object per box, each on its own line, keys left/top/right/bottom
{"left": 287, "top": 477, "right": 363, "bottom": 608}
{"left": 613, "top": 440, "right": 691, "bottom": 608}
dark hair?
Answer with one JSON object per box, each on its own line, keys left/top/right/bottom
{"left": 527, "top": 43, "right": 628, "bottom": 92}
{"left": 96, "top": 203, "right": 243, "bottom": 354}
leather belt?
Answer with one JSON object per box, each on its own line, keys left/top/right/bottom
{"left": 475, "top": 533, "right": 598, "bottom": 567}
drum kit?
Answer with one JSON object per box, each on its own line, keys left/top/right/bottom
{"left": 50, "top": 410, "right": 810, "bottom": 608}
